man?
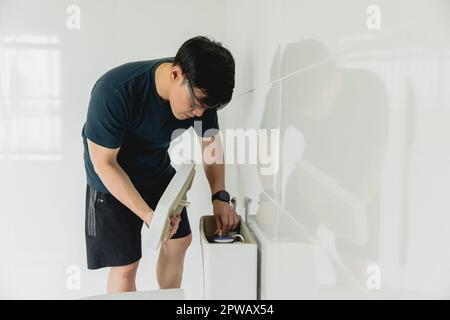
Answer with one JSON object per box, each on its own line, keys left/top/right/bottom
{"left": 81, "top": 36, "right": 240, "bottom": 293}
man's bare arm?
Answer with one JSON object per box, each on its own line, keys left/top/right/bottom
{"left": 87, "top": 138, "right": 153, "bottom": 225}
{"left": 200, "top": 134, "right": 239, "bottom": 234}
{"left": 201, "top": 134, "right": 225, "bottom": 194}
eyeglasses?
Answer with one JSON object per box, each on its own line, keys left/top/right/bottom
{"left": 185, "top": 76, "right": 225, "bottom": 111}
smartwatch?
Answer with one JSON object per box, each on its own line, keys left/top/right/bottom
{"left": 212, "top": 190, "right": 231, "bottom": 204}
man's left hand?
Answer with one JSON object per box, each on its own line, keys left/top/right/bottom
{"left": 213, "top": 200, "right": 240, "bottom": 236}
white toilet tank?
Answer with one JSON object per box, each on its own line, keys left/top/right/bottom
{"left": 199, "top": 215, "right": 257, "bottom": 300}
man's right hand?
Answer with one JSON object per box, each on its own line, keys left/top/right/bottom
{"left": 164, "top": 213, "right": 181, "bottom": 241}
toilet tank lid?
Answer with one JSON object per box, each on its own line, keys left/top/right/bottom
{"left": 142, "top": 161, "right": 196, "bottom": 250}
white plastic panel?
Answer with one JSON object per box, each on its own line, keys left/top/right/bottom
{"left": 143, "top": 162, "right": 195, "bottom": 250}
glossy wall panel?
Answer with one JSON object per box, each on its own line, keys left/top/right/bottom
{"left": 221, "top": 0, "right": 450, "bottom": 298}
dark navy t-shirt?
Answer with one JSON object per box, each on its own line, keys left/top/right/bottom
{"left": 81, "top": 58, "right": 219, "bottom": 194}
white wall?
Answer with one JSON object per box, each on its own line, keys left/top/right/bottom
{"left": 1, "top": 0, "right": 450, "bottom": 299}
{"left": 0, "top": 0, "right": 224, "bottom": 299}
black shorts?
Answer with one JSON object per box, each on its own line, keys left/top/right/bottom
{"left": 84, "top": 168, "right": 192, "bottom": 270}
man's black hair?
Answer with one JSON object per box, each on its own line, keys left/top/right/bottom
{"left": 173, "top": 36, "right": 235, "bottom": 109}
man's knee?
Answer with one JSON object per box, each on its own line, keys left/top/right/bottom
{"left": 162, "top": 234, "right": 192, "bottom": 255}
{"left": 110, "top": 260, "right": 139, "bottom": 280}
{"left": 181, "top": 234, "right": 193, "bottom": 249}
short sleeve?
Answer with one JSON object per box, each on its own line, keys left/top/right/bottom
{"left": 192, "top": 109, "right": 220, "bottom": 137}
{"left": 84, "top": 82, "right": 129, "bottom": 149}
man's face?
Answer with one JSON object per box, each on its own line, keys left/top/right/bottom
{"left": 169, "top": 66, "right": 208, "bottom": 120}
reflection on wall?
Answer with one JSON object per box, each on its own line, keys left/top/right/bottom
{"left": 284, "top": 38, "right": 387, "bottom": 282}
{"left": 252, "top": 29, "right": 450, "bottom": 297}
{"left": 255, "top": 38, "right": 390, "bottom": 296}
{"left": 0, "top": 34, "right": 61, "bottom": 160}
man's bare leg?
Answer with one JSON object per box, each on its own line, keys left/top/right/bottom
{"left": 156, "top": 234, "right": 192, "bottom": 288}
{"left": 107, "top": 260, "right": 140, "bottom": 293}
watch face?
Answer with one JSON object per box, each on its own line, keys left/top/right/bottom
{"left": 218, "top": 191, "right": 230, "bottom": 202}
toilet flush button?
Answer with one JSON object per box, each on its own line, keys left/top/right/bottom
{"left": 213, "top": 236, "right": 234, "bottom": 243}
